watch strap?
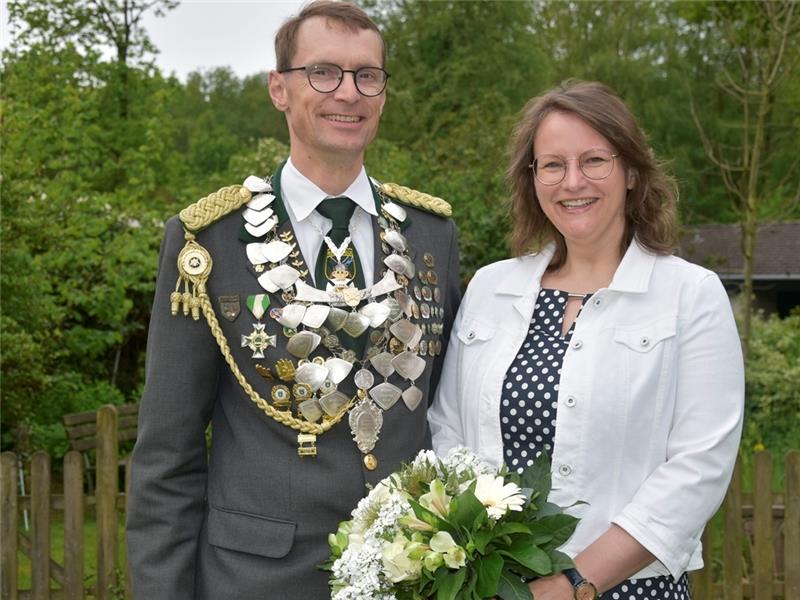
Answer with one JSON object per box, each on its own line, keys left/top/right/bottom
{"left": 563, "top": 567, "right": 598, "bottom": 600}
{"left": 563, "top": 568, "right": 584, "bottom": 587}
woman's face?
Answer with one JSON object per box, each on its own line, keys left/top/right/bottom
{"left": 532, "top": 111, "right": 632, "bottom": 254}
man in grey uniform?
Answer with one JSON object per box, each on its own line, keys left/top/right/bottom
{"left": 126, "top": 2, "right": 460, "bottom": 598}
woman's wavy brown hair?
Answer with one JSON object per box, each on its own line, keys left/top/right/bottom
{"left": 506, "top": 80, "right": 678, "bottom": 268}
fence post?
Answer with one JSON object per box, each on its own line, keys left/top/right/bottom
{"left": 785, "top": 450, "right": 800, "bottom": 600}
{"left": 753, "top": 451, "right": 773, "bottom": 600}
{"left": 1, "top": 452, "right": 18, "bottom": 600}
{"left": 690, "top": 523, "right": 713, "bottom": 600}
{"left": 96, "top": 405, "right": 119, "bottom": 600}
{"left": 63, "top": 451, "right": 85, "bottom": 600}
{"left": 723, "top": 455, "right": 743, "bottom": 600}
{"left": 31, "top": 451, "right": 51, "bottom": 600}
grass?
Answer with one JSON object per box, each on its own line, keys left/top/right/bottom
{"left": 15, "top": 510, "right": 128, "bottom": 594}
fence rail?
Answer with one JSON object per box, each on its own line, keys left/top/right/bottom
{"left": 1, "top": 406, "right": 130, "bottom": 600}
{"left": 0, "top": 405, "right": 798, "bottom": 599}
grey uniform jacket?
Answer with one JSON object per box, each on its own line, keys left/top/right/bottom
{"left": 126, "top": 169, "right": 461, "bottom": 599}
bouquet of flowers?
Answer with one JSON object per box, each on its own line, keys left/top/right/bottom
{"left": 326, "top": 447, "right": 579, "bottom": 600}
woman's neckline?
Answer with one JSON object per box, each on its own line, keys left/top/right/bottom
{"left": 540, "top": 287, "right": 592, "bottom": 300}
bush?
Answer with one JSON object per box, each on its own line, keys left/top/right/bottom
{"left": 742, "top": 310, "right": 800, "bottom": 456}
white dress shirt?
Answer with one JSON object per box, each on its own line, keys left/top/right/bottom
{"left": 280, "top": 158, "right": 377, "bottom": 287}
{"left": 428, "top": 240, "right": 744, "bottom": 580}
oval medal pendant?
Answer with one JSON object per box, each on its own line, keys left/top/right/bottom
{"left": 348, "top": 398, "right": 383, "bottom": 454}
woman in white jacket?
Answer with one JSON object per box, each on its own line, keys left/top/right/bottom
{"left": 428, "top": 81, "right": 744, "bottom": 600}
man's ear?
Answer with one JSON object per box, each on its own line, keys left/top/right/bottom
{"left": 268, "top": 70, "right": 288, "bottom": 112}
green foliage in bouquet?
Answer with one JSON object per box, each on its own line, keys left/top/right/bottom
{"left": 326, "top": 448, "right": 579, "bottom": 600}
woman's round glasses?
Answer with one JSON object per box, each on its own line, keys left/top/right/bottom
{"left": 278, "top": 63, "right": 390, "bottom": 97}
{"left": 530, "top": 148, "right": 619, "bottom": 185}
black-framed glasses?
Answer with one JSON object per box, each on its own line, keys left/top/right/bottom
{"left": 529, "top": 148, "right": 619, "bottom": 185}
{"left": 278, "top": 63, "right": 390, "bottom": 97}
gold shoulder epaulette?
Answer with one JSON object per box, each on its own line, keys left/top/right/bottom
{"left": 379, "top": 182, "right": 452, "bottom": 218}
{"left": 179, "top": 185, "right": 253, "bottom": 232}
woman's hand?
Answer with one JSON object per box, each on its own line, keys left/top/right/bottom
{"left": 528, "top": 573, "right": 574, "bottom": 600}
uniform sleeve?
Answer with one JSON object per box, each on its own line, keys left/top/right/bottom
{"left": 126, "top": 217, "right": 220, "bottom": 599}
{"left": 426, "top": 218, "right": 461, "bottom": 400}
{"left": 612, "top": 274, "right": 744, "bottom": 578}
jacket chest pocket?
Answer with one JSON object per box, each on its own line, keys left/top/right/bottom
{"left": 613, "top": 314, "right": 677, "bottom": 353}
{"left": 456, "top": 314, "right": 498, "bottom": 402}
{"left": 611, "top": 314, "right": 678, "bottom": 398}
{"left": 457, "top": 314, "right": 498, "bottom": 345}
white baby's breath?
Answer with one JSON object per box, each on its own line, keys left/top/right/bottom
{"left": 329, "top": 447, "right": 529, "bottom": 599}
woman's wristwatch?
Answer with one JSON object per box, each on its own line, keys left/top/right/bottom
{"left": 563, "top": 568, "right": 598, "bottom": 600}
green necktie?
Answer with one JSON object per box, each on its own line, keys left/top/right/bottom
{"left": 315, "top": 197, "right": 367, "bottom": 356}
{"left": 314, "top": 197, "right": 366, "bottom": 290}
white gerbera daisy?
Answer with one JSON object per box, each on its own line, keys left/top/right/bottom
{"left": 473, "top": 474, "right": 526, "bottom": 520}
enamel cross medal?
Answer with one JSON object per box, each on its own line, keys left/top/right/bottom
{"left": 241, "top": 294, "right": 276, "bottom": 358}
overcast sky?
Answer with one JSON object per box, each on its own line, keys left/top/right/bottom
{"left": 1, "top": 0, "right": 307, "bottom": 81}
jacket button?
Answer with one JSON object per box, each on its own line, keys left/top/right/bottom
{"left": 467, "top": 331, "right": 476, "bottom": 340}
{"left": 565, "top": 396, "right": 577, "bottom": 407}
{"left": 639, "top": 336, "right": 650, "bottom": 347}
{"left": 558, "top": 464, "right": 573, "bottom": 476}
{"left": 572, "top": 339, "right": 583, "bottom": 349}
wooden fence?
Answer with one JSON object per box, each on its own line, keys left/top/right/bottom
{"left": 690, "top": 450, "right": 800, "bottom": 600}
{"left": 1, "top": 406, "right": 130, "bottom": 600}
{"left": 0, "top": 405, "right": 798, "bottom": 599}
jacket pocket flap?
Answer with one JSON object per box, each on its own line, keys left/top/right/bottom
{"left": 613, "top": 314, "right": 677, "bottom": 353}
{"left": 456, "top": 315, "right": 497, "bottom": 345}
{"left": 208, "top": 505, "right": 296, "bottom": 558}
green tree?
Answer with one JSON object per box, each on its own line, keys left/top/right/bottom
{"left": 1, "top": 1, "right": 180, "bottom": 453}
{"left": 688, "top": 0, "right": 800, "bottom": 357}
{"left": 373, "top": 0, "right": 550, "bottom": 278}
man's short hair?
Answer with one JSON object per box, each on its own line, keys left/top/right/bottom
{"left": 274, "top": 0, "right": 386, "bottom": 70}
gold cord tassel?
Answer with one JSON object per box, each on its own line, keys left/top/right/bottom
{"left": 171, "top": 232, "right": 213, "bottom": 321}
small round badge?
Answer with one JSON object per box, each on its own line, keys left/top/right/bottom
{"left": 354, "top": 368, "right": 374, "bottom": 390}
{"left": 179, "top": 247, "right": 211, "bottom": 277}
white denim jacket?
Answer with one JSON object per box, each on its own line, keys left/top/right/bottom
{"left": 429, "top": 240, "right": 744, "bottom": 580}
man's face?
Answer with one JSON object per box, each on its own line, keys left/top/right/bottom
{"left": 269, "top": 17, "right": 386, "bottom": 168}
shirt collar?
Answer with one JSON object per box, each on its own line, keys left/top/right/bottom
{"left": 281, "top": 158, "right": 379, "bottom": 222}
{"left": 495, "top": 238, "right": 657, "bottom": 296}
{"left": 608, "top": 238, "right": 657, "bottom": 293}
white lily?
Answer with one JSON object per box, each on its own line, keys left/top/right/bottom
{"left": 419, "top": 479, "right": 451, "bottom": 518}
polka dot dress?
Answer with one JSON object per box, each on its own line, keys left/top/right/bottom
{"left": 500, "top": 289, "right": 579, "bottom": 472}
{"left": 602, "top": 574, "right": 690, "bottom": 599}
{"left": 500, "top": 289, "right": 692, "bottom": 600}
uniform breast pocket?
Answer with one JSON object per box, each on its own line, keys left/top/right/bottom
{"left": 612, "top": 314, "right": 678, "bottom": 397}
